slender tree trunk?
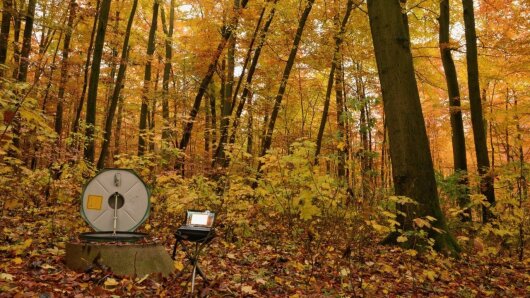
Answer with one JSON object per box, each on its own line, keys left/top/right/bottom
{"left": 11, "top": 0, "right": 36, "bottom": 153}
{"left": 230, "top": 4, "right": 267, "bottom": 111}
{"left": 246, "top": 93, "right": 253, "bottom": 155}
{"left": 0, "top": 0, "right": 13, "bottom": 72}
{"left": 72, "top": 0, "right": 100, "bottom": 136}
{"left": 335, "top": 59, "right": 347, "bottom": 178}
{"left": 161, "top": 0, "right": 174, "bottom": 146}
{"left": 204, "top": 92, "right": 211, "bottom": 153}
{"left": 138, "top": 1, "right": 159, "bottom": 156}
{"left": 97, "top": 0, "right": 138, "bottom": 169}
{"left": 177, "top": 0, "right": 249, "bottom": 155}
{"left": 84, "top": 0, "right": 111, "bottom": 163}
{"left": 11, "top": 0, "right": 22, "bottom": 79}
{"left": 223, "top": 0, "right": 277, "bottom": 164}
{"left": 260, "top": 0, "right": 315, "bottom": 163}
{"left": 148, "top": 58, "right": 160, "bottom": 152}
{"left": 462, "top": 0, "right": 495, "bottom": 222}
{"left": 215, "top": 0, "right": 240, "bottom": 167}
{"left": 55, "top": 0, "right": 77, "bottom": 145}
{"left": 113, "top": 92, "right": 124, "bottom": 157}
{"left": 314, "top": 0, "right": 354, "bottom": 162}
{"left": 439, "top": 0, "right": 471, "bottom": 221}
{"left": 208, "top": 82, "right": 217, "bottom": 149}
{"left": 15, "top": 0, "right": 35, "bottom": 80}
{"left": 367, "top": 0, "right": 459, "bottom": 254}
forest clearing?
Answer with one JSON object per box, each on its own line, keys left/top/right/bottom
{"left": 1, "top": 0, "right": 529, "bottom": 296}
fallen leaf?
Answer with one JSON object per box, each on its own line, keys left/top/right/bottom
{"left": 241, "top": 285, "right": 256, "bottom": 295}
{"left": 104, "top": 277, "right": 119, "bottom": 288}
{"left": 0, "top": 273, "right": 14, "bottom": 281}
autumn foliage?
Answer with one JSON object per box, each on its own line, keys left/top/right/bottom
{"left": 1, "top": 0, "right": 529, "bottom": 296}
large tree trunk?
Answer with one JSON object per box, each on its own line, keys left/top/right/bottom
{"left": 54, "top": 0, "right": 77, "bottom": 145}
{"left": 439, "top": 0, "right": 471, "bottom": 221}
{"left": 97, "top": 0, "right": 138, "bottom": 170}
{"left": 314, "top": 0, "right": 354, "bottom": 162}
{"left": 0, "top": 0, "right": 13, "bottom": 71}
{"left": 177, "top": 0, "right": 249, "bottom": 155}
{"left": 71, "top": 0, "right": 100, "bottom": 137}
{"left": 161, "top": 0, "right": 175, "bottom": 146}
{"left": 138, "top": 1, "right": 159, "bottom": 156}
{"left": 259, "top": 0, "right": 315, "bottom": 161}
{"left": 367, "top": 0, "right": 459, "bottom": 254}
{"left": 462, "top": 0, "right": 495, "bottom": 222}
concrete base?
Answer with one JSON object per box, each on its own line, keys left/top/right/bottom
{"left": 65, "top": 242, "right": 174, "bottom": 277}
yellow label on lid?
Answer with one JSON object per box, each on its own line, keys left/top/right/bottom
{"left": 87, "top": 195, "right": 103, "bottom": 210}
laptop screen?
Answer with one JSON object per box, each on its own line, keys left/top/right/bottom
{"left": 186, "top": 210, "right": 215, "bottom": 227}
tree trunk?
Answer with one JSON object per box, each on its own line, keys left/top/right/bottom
{"left": 209, "top": 81, "right": 217, "bottom": 150}
{"left": 0, "top": 0, "right": 13, "bottom": 72}
{"left": 10, "top": 0, "right": 21, "bottom": 79}
{"left": 335, "top": 59, "right": 346, "bottom": 178}
{"left": 356, "top": 66, "right": 371, "bottom": 200}
{"left": 177, "top": 0, "right": 249, "bottom": 154}
{"left": 71, "top": 0, "right": 100, "bottom": 137}
{"left": 462, "top": 0, "right": 495, "bottom": 222}
{"left": 230, "top": 4, "right": 267, "bottom": 111}
{"left": 55, "top": 0, "right": 77, "bottom": 145}
{"left": 259, "top": 0, "right": 315, "bottom": 161}
{"left": 161, "top": 0, "right": 175, "bottom": 146}
{"left": 84, "top": 0, "right": 111, "bottom": 163}
{"left": 367, "top": 0, "right": 459, "bottom": 254}
{"left": 314, "top": 0, "right": 354, "bottom": 162}
{"left": 223, "top": 0, "right": 277, "bottom": 165}
{"left": 97, "top": 0, "right": 138, "bottom": 170}
{"left": 138, "top": 1, "right": 159, "bottom": 156}
{"left": 113, "top": 92, "right": 124, "bottom": 158}
{"left": 214, "top": 0, "right": 240, "bottom": 167}
{"left": 11, "top": 0, "right": 36, "bottom": 152}
{"left": 439, "top": 0, "right": 470, "bottom": 221}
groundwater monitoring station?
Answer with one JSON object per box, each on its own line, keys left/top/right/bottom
{"left": 65, "top": 169, "right": 174, "bottom": 277}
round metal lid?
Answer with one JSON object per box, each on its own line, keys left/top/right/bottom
{"left": 81, "top": 169, "right": 150, "bottom": 232}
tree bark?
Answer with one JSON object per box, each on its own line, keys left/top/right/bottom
{"left": 0, "top": 0, "right": 13, "bottom": 71}
{"left": 161, "top": 0, "right": 174, "bottom": 147}
{"left": 11, "top": 0, "right": 36, "bottom": 152}
{"left": 335, "top": 59, "right": 346, "bottom": 178}
{"left": 84, "top": 0, "right": 111, "bottom": 163}
{"left": 71, "top": 0, "right": 100, "bottom": 137}
{"left": 367, "top": 0, "right": 459, "bottom": 254}
{"left": 439, "top": 0, "right": 471, "bottom": 221}
{"left": 55, "top": 0, "right": 77, "bottom": 145}
{"left": 259, "top": 0, "right": 315, "bottom": 161}
{"left": 462, "top": 0, "right": 495, "bottom": 222}
{"left": 314, "top": 0, "right": 354, "bottom": 162}
{"left": 215, "top": 0, "right": 240, "bottom": 167}
{"left": 138, "top": 1, "right": 159, "bottom": 156}
{"left": 97, "top": 0, "right": 138, "bottom": 170}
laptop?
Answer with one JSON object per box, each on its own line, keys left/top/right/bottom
{"left": 176, "top": 210, "right": 216, "bottom": 241}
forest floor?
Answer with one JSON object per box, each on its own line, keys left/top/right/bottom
{"left": 1, "top": 205, "right": 530, "bottom": 297}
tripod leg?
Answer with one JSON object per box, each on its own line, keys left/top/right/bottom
{"left": 191, "top": 260, "right": 197, "bottom": 294}
{"left": 172, "top": 239, "right": 178, "bottom": 259}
